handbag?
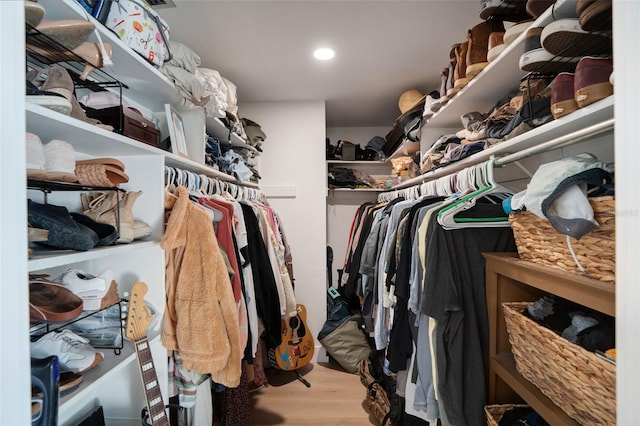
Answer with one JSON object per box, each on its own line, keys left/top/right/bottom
{"left": 104, "top": 0, "right": 171, "bottom": 67}
{"left": 75, "top": 0, "right": 112, "bottom": 24}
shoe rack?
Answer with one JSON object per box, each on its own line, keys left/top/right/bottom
{"left": 24, "top": 0, "right": 259, "bottom": 423}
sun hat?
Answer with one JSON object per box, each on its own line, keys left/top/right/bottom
{"left": 398, "top": 89, "right": 425, "bottom": 114}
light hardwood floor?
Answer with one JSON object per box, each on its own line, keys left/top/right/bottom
{"left": 249, "top": 360, "right": 375, "bottom": 425}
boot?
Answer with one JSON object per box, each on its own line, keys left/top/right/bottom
{"left": 453, "top": 41, "right": 469, "bottom": 92}
{"left": 446, "top": 44, "right": 459, "bottom": 99}
{"left": 466, "top": 20, "right": 505, "bottom": 79}
{"left": 81, "top": 190, "right": 141, "bottom": 243}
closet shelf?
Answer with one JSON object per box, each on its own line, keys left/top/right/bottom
{"left": 388, "top": 95, "right": 614, "bottom": 191}
{"left": 328, "top": 188, "right": 385, "bottom": 193}
{"left": 425, "top": 0, "right": 579, "bottom": 128}
{"left": 164, "top": 155, "right": 259, "bottom": 188}
{"left": 491, "top": 354, "right": 580, "bottom": 426}
{"left": 206, "top": 117, "right": 258, "bottom": 152}
{"left": 58, "top": 333, "right": 161, "bottom": 413}
{"left": 38, "top": 0, "right": 182, "bottom": 111}
{"left": 28, "top": 241, "right": 159, "bottom": 273}
{"left": 388, "top": 140, "right": 420, "bottom": 160}
{"left": 326, "top": 160, "right": 387, "bottom": 165}
{"left": 27, "top": 103, "right": 164, "bottom": 157}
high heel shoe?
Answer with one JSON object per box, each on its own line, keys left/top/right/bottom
{"left": 26, "top": 41, "right": 112, "bottom": 81}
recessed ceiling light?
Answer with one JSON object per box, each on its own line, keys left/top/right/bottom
{"left": 313, "top": 47, "right": 335, "bottom": 61}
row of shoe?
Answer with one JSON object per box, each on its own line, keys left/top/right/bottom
{"left": 27, "top": 132, "right": 129, "bottom": 187}
{"left": 422, "top": 0, "right": 612, "bottom": 121}
{"left": 28, "top": 188, "right": 151, "bottom": 252}
{"left": 25, "top": 0, "right": 112, "bottom": 81}
{"left": 26, "top": 66, "right": 114, "bottom": 132}
{"left": 518, "top": 1, "right": 612, "bottom": 74}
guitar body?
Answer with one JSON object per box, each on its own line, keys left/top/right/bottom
{"left": 269, "top": 304, "right": 314, "bottom": 371}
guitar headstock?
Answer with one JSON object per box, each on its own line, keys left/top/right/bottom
{"left": 125, "top": 282, "right": 152, "bottom": 341}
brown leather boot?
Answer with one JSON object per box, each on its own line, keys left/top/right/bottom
{"left": 466, "top": 20, "right": 505, "bottom": 79}
{"left": 453, "top": 41, "right": 470, "bottom": 92}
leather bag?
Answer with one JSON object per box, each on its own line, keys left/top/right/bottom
{"left": 83, "top": 105, "right": 161, "bottom": 148}
{"left": 104, "top": 0, "right": 171, "bottom": 67}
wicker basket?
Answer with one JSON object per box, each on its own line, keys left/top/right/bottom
{"left": 509, "top": 196, "right": 615, "bottom": 282}
{"left": 484, "top": 404, "right": 530, "bottom": 426}
{"left": 502, "top": 302, "right": 616, "bottom": 425}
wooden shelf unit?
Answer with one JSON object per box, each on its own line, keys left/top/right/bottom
{"left": 484, "top": 253, "right": 615, "bottom": 425}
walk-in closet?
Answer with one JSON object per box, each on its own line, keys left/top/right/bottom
{"left": 2, "top": 0, "right": 639, "bottom": 424}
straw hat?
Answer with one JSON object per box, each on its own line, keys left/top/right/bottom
{"left": 398, "top": 89, "right": 425, "bottom": 114}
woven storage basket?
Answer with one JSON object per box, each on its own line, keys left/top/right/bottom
{"left": 484, "top": 404, "right": 531, "bottom": 426}
{"left": 509, "top": 196, "right": 615, "bottom": 282}
{"left": 502, "top": 302, "right": 616, "bottom": 425}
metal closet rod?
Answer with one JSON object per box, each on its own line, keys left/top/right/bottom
{"left": 495, "top": 118, "right": 615, "bottom": 166}
{"left": 386, "top": 117, "right": 615, "bottom": 194}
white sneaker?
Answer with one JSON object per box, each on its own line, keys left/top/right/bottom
{"left": 56, "top": 268, "right": 114, "bottom": 311}
{"left": 31, "top": 330, "right": 104, "bottom": 373}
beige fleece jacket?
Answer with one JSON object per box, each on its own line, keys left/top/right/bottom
{"left": 161, "top": 187, "right": 241, "bottom": 387}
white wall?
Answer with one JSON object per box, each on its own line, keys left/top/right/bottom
{"left": 326, "top": 127, "right": 392, "bottom": 289}
{"left": 614, "top": 0, "right": 640, "bottom": 423}
{"left": 239, "top": 101, "right": 327, "bottom": 356}
{"left": 0, "top": 3, "right": 30, "bottom": 425}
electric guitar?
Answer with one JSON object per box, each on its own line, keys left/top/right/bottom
{"left": 125, "top": 282, "right": 169, "bottom": 426}
{"left": 268, "top": 304, "right": 315, "bottom": 371}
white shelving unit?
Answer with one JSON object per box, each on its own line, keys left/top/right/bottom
{"left": 24, "top": 1, "right": 261, "bottom": 423}
{"left": 391, "top": 0, "right": 615, "bottom": 192}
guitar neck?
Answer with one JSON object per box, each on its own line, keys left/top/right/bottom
{"left": 134, "top": 337, "right": 169, "bottom": 426}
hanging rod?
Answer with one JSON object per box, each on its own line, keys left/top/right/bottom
{"left": 383, "top": 117, "right": 615, "bottom": 193}
{"left": 495, "top": 118, "right": 614, "bottom": 166}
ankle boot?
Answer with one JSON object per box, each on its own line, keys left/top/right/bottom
{"left": 453, "top": 41, "right": 469, "bottom": 92}
{"left": 81, "top": 190, "right": 141, "bottom": 243}
{"left": 466, "top": 20, "right": 505, "bottom": 79}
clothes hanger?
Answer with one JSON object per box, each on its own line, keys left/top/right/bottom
{"left": 437, "top": 159, "right": 513, "bottom": 230}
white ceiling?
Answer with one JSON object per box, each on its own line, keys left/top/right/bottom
{"left": 157, "top": 0, "right": 483, "bottom": 128}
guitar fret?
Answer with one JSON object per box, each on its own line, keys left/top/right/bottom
{"left": 137, "top": 341, "right": 148, "bottom": 350}
{"left": 142, "top": 362, "right": 153, "bottom": 372}
{"left": 146, "top": 380, "right": 158, "bottom": 390}
{"left": 150, "top": 396, "right": 162, "bottom": 406}
{"left": 152, "top": 411, "right": 166, "bottom": 422}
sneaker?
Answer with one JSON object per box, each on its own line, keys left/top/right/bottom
{"left": 26, "top": 133, "right": 48, "bottom": 180}
{"left": 479, "top": 0, "right": 530, "bottom": 21}
{"left": 503, "top": 19, "right": 534, "bottom": 46}
{"left": 26, "top": 80, "right": 72, "bottom": 115}
{"left": 42, "top": 139, "right": 78, "bottom": 183}
{"left": 526, "top": 0, "right": 556, "bottom": 18}
{"left": 576, "top": 0, "right": 612, "bottom": 31}
{"left": 31, "top": 330, "right": 104, "bottom": 373}
{"left": 550, "top": 73, "right": 579, "bottom": 119}
{"left": 574, "top": 56, "right": 613, "bottom": 108}
{"left": 541, "top": 18, "right": 612, "bottom": 57}
{"left": 56, "top": 268, "right": 120, "bottom": 311}
{"left": 519, "top": 27, "right": 580, "bottom": 74}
